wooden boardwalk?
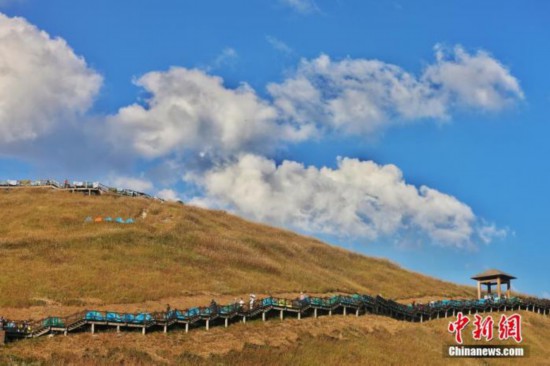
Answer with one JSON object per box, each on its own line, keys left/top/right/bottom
{"left": 2, "top": 294, "right": 549, "bottom": 343}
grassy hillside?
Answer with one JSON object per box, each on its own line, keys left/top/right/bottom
{"left": 0, "top": 188, "right": 474, "bottom": 309}
{"left": 1, "top": 188, "right": 548, "bottom": 365}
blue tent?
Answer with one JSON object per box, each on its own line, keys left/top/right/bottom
{"left": 125, "top": 218, "right": 135, "bottom": 224}
{"left": 85, "top": 311, "right": 104, "bottom": 321}
{"left": 134, "top": 313, "right": 152, "bottom": 324}
{"left": 106, "top": 312, "right": 123, "bottom": 322}
{"left": 115, "top": 217, "right": 124, "bottom": 224}
{"left": 104, "top": 217, "right": 113, "bottom": 222}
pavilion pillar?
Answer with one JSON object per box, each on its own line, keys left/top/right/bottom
{"left": 488, "top": 283, "right": 492, "bottom": 294}
{"left": 507, "top": 282, "right": 511, "bottom": 298}
{"left": 314, "top": 308, "right": 318, "bottom": 318}
{"left": 497, "top": 277, "right": 502, "bottom": 298}
{"left": 185, "top": 323, "right": 189, "bottom": 333}
{"left": 477, "top": 281, "right": 481, "bottom": 299}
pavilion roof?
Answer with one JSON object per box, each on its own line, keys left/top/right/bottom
{"left": 471, "top": 269, "right": 516, "bottom": 280}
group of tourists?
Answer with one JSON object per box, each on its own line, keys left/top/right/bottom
{"left": 231, "top": 294, "right": 256, "bottom": 310}
{"left": 0, "top": 317, "right": 31, "bottom": 333}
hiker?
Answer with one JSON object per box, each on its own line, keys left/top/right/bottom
{"left": 210, "top": 299, "right": 218, "bottom": 313}
{"left": 249, "top": 294, "right": 256, "bottom": 309}
{"left": 238, "top": 298, "right": 245, "bottom": 310}
{"left": 166, "top": 304, "right": 171, "bottom": 313}
{"left": 299, "top": 291, "right": 308, "bottom": 305}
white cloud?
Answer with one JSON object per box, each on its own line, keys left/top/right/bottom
{"left": 157, "top": 188, "right": 180, "bottom": 202}
{"left": 207, "top": 47, "right": 238, "bottom": 71}
{"left": 268, "top": 46, "right": 523, "bottom": 136}
{"left": 266, "top": 36, "right": 293, "bottom": 55}
{"left": 0, "top": 13, "right": 102, "bottom": 144}
{"left": 268, "top": 54, "right": 447, "bottom": 135}
{"left": 107, "top": 67, "right": 312, "bottom": 159}
{"left": 106, "top": 45, "right": 522, "bottom": 163}
{"left": 189, "top": 154, "right": 502, "bottom": 248}
{"left": 111, "top": 176, "right": 153, "bottom": 192}
{"left": 105, "top": 46, "right": 518, "bottom": 249}
{"left": 424, "top": 45, "right": 524, "bottom": 111}
{"left": 477, "top": 222, "right": 508, "bottom": 244}
{"left": 280, "top": 0, "right": 319, "bottom": 14}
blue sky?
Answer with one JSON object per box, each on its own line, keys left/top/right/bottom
{"left": 0, "top": 0, "right": 548, "bottom": 298}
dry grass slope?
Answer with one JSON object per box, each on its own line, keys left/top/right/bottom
{"left": 1, "top": 189, "right": 549, "bottom": 365}
{"left": 0, "top": 188, "right": 475, "bottom": 309}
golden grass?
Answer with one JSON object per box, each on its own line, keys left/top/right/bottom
{"left": 1, "top": 189, "right": 549, "bottom": 365}
{"left": 0, "top": 188, "right": 475, "bottom": 308}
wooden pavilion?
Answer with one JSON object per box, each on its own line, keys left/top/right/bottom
{"left": 471, "top": 269, "right": 516, "bottom": 299}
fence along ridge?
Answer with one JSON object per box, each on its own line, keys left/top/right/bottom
{"left": 0, "top": 179, "right": 163, "bottom": 200}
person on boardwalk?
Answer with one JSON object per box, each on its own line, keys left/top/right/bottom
{"left": 210, "top": 299, "right": 218, "bottom": 313}
{"left": 299, "top": 291, "right": 310, "bottom": 306}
